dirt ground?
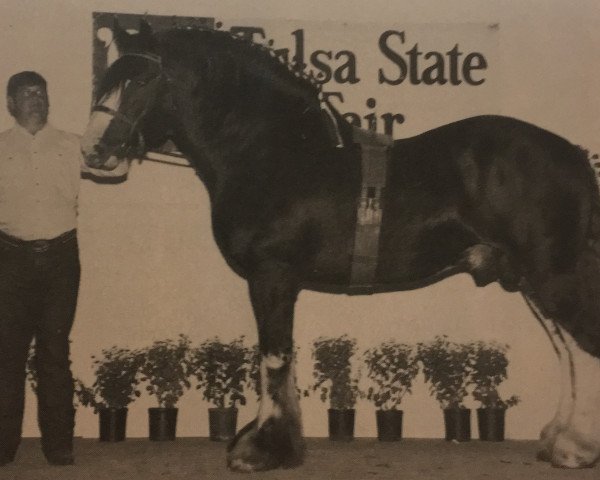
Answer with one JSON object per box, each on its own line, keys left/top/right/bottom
{"left": 4, "top": 438, "right": 598, "bottom": 480}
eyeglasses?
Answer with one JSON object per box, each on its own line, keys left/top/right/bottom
{"left": 19, "top": 88, "right": 46, "bottom": 99}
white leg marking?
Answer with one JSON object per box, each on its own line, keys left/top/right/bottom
{"left": 552, "top": 325, "right": 600, "bottom": 468}
{"left": 264, "top": 354, "right": 285, "bottom": 370}
{"left": 524, "top": 296, "right": 573, "bottom": 446}
{"left": 257, "top": 355, "right": 284, "bottom": 428}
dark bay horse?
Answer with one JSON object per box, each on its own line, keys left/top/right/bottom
{"left": 81, "top": 20, "right": 600, "bottom": 471}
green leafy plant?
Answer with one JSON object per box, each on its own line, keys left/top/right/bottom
{"left": 140, "top": 334, "right": 192, "bottom": 408}
{"left": 469, "top": 340, "right": 520, "bottom": 409}
{"left": 309, "top": 335, "right": 361, "bottom": 410}
{"left": 76, "top": 346, "right": 145, "bottom": 413}
{"left": 190, "top": 336, "right": 253, "bottom": 408}
{"left": 364, "top": 340, "right": 419, "bottom": 410}
{"left": 418, "top": 335, "right": 472, "bottom": 409}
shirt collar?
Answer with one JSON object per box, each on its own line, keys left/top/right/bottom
{"left": 11, "top": 122, "right": 54, "bottom": 140}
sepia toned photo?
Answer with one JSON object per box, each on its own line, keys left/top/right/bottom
{"left": 0, "top": 1, "right": 599, "bottom": 478}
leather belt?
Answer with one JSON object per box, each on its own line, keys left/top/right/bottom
{"left": 0, "top": 229, "right": 77, "bottom": 252}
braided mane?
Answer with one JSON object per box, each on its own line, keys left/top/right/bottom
{"left": 160, "top": 27, "right": 323, "bottom": 108}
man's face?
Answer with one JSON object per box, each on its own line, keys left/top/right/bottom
{"left": 8, "top": 84, "right": 49, "bottom": 126}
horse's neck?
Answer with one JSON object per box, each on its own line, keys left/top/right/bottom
{"left": 170, "top": 86, "right": 330, "bottom": 195}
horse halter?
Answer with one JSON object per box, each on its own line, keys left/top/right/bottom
{"left": 91, "top": 52, "right": 164, "bottom": 158}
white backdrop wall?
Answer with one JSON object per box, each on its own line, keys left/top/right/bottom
{"left": 0, "top": 0, "right": 599, "bottom": 440}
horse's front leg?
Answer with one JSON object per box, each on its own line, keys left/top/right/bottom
{"left": 227, "top": 264, "right": 305, "bottom": 472}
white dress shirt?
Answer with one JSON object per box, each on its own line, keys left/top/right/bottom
{"left": 0, "top": 123, "right": 128, "bottom": 240}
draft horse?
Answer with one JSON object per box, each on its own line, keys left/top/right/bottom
{"left": 82, "top": 20, "right": 600, "bottom": 471}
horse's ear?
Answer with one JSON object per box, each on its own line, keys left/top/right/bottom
{"left": 113, "top": 18, "right": 131, "bottom": 53}
{"left": 138, "top": 19, "right": 155, "bottom": 48}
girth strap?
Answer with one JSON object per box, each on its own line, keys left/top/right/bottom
{"left": 349, "top": 126, "right": 392, "bottom": 293}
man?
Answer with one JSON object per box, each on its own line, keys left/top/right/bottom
{"left": 0, "top": 71, "right": 127, "bottom": 466}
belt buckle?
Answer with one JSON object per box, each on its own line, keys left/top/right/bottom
{"left": 31, "top": 240, "right": 50, "bottom": 253}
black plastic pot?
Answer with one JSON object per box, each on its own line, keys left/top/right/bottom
{"left": 477, "top": 408, "right": 506, "bottom": 441}
{"left": 208, "top": 407, "right": 238, "bottom": 442}
{"left": 328, "top": 409, "right": 355, "bottom": 441}
{"left": 99, "top": 407, "right": 128, "bottom": 442}
{"left": 149, "top": 407, "right": 178, "bottom": 441}
{"left": 443, "top": 408, "right": 471, "bottom": 442}
{"left": 376, "top": 409, "right": 403, "bottom": 441}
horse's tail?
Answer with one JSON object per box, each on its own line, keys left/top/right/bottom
{"left": 583, "top": 147, "right": 600, "bottom": 248}
{"left": 586, "top": 149, "right": 600, "bottom": 194}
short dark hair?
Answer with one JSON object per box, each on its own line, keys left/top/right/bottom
{"left": 7, "top": 71, "right": 47, "bottom": 98}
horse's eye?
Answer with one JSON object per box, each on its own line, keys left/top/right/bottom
{"left": 136, "top": 80, "right": 147, "bottom": 86}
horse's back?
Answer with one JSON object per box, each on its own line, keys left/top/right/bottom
{"left": 377, "top": 115, "right": 595, "bottom": 287}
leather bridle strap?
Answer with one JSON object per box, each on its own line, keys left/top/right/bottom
{"left": 90, "top": 52, "right": 164, "bottom": 149}
{"left": 91, "top": 52, "right": 188, "bottom": 162}
{"left": 90, "top": 104, "right": 146, "bottom": 156}
{"left": 91, "top": 104, "right": 138, "bottom": 129}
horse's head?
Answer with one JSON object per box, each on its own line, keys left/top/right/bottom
{"left": 81, "top": 20, "right": 170, "bottom": 169}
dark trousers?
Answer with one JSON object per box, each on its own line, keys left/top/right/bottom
{"left": 0, "top": 230, "right": 80, "bottom": 461}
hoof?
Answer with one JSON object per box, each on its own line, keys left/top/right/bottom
{"left": 227, "top": 419, "right": 305, "bottom": 472}
{"left": 551, "top": 431, "right": 600, "bottom": 469}
{"left": 537, "top": 421, "right": 563, "bottom": 462}
{"left": 536, "top": 448, "right": 552, "bottom": 463}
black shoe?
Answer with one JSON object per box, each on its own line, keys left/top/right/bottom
{"left": 45, "top": 451, "right": 74, "bottom": 466}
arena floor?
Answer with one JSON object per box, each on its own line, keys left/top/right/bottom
{"left": 5, "top": 438, "right": 598, "bottom": 480}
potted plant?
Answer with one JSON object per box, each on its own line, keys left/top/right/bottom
{"left": 364, "top": 340, "right": 419, "bottom": 441}
{"left": 140, "top": 334, "right": 192, "bottom": 441}
{"left": 76, "top": 346, "right": 145, "bottom": 442}
{"left": 418, "top": 336, "right": 473, "bottom": 442}
{"left": 470, "top": 340, "right": 520, "bottom": 441}
{"left": 309, "top": 335, "right": 361, "bottom": 441}
{"left": 189, "top": 336, "right": 253, "bottom": 441}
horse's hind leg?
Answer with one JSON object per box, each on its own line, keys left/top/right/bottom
{"left": 227, "top": 264, "right": 305, "bottom": 472}
{"left": 550, "top": 323, "right": 600, "bottom": 468}
{"left": 528, "top": 245, "right": 600, "bottom": 468}
{"left": 522, "top": 294, "right": 573, "bottom": 461}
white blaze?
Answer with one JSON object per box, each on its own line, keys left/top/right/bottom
{"left": 80, "top": 89, "right": 122, "bottom": 159}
